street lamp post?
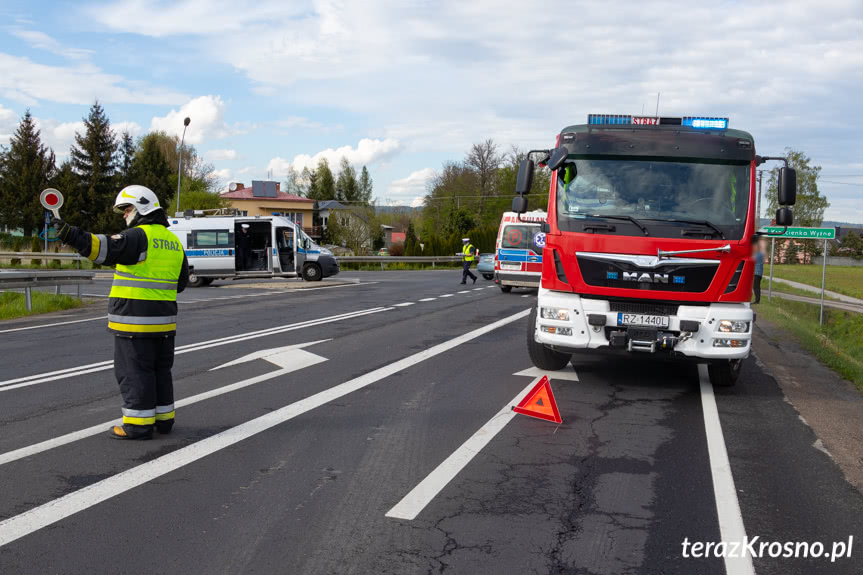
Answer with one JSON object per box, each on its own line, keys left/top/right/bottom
{"left": 176, "top": 117, "right": 191, "bottom": 214}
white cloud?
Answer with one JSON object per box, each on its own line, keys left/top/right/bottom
{"left": 205, "top": 149, "right": 238, "bottom": 161}
{"left": 210, "top": 168, "right": 232, "bottom": 181}
{"left": 9, "top": 29, "right": 94, "bottom": 60}
{"left": 150, "top": 95, "right": 249, "bottom": 145}
{"left": 112, "top": 121, "right": 143, "bottom": 138}
{"left": 31, "top": 118, "right": 84, "bottom": 158}
{"left": 386, "top": 168, "right": 435, "bottom": 206}
{"left": 0, "top": 53, "right": 187, "bottom": 106}
{"left": 267, "top": 138, "right": 401, "bottom": 178}
{"left": 237, "top": 166, "right": 255, "bottom": 175}
{"left": 0, "top": 104, "right": 16, "bottom": 143}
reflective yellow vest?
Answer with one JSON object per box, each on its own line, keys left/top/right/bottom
{"left": 462, "top": 244, "right": 476, "bottom": 262}
{"left": 108, "top": 225, "right": 184, "bottom": 336}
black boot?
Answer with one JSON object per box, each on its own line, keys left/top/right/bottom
{"left": 155, "top": 420, "right": 174, "bottom": 434}
{"left": 109, "top": 424, "right": 153, "bottom": 440}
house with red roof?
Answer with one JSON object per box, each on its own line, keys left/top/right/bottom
{"left": 221, "top": 181, "right": 319, "bottom": 238}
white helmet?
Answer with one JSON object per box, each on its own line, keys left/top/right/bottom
{"left": 113, "top": 185, "right": 162, "bottom": 216}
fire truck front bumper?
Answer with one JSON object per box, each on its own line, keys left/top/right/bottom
{"left": 533, "top": 288, "right": 753, "bottom": 359}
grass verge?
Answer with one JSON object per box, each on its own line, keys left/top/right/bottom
{"left": 757, "top": 297, "right": 863, "bottom": 391}
{"left": 768, "top": 282, "right": 841, "bottom": 302}
{"left": 768, "top": 264, "right": 863, "bottom": 300}
{"left": 0, "top": 291, "right": 85, "bottom": 321}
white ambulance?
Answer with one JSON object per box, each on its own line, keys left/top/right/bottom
{"left": 168, "top": 213, "right": 339, "bottom": 287}
{"left": 495, "top": 210, "right": 547, "bottom": 292}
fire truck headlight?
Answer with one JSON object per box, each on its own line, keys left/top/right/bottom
{"left": 718, "top": 320, "right": 750, "bottom": 333}
{"left": 541, "top": 307, "right": 570, "bottom": 321}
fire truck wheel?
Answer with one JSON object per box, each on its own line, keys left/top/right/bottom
{"left": 526, "top": 307, "right": 571, "bottom": 370}
{"left": 500, "top": 285, "right": 512, "bottom": 293}
{"left": 708, "top": 359, "right": 742, "bottom": 387}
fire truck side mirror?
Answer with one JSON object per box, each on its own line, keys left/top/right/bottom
{"left": 775, "top": 207, "right": 793, "bottom": 227}
{"left": 512, "top": 195, "right": 528, "bottom": 214}
{"left": 515, "top": 159, "right": 534, "bottom": 196}
{"left": 547, "top": 147, "right": 569, "bottom": 172}
{"left": 778, "top": 167, "right": 797, "bottom": 206}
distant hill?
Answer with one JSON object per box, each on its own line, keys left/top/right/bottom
{"left": 375, "top": 205, "right": 421, "bottom": 214}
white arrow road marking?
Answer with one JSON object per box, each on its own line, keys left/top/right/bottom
{"left": 0, "top": 307, "right": 388, "bottom": 392}
{"left": 386, "top": 366, "right": 575, "bottom": 521}
{"left": 0, "top": 309, "right": 529, "bottom": 548}
{"left": 0, "top": 341, "right": 331, "bottom": 467}
{"left": 513, "top": 366, "right": 579, "bottom": 381}
{"left": 698, "top": 364, "right": 755, "bottom": 575}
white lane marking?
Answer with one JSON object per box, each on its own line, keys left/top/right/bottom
{"left": 0, "top": 309, "right": 529, "bottom": 548}
{"left": 418, "top": 298, "right": 437, "bottom": 302}
{"left": 698, "top": 364, "right": 755, "bottom": 575}
{"left": 387, "top": 375, "right": 542, "bottom": 520}
{"left": 439, "top": 294, "right": 454, "bottom": 298}
{"left": 0, "top": 315, "right": 108, "bottom": 335}
{"left": 458, "top": 290, "right": 470, "bottom": 294}
{"left": 472, "top": 288, "right": 484, "bottom": 291}
{"left": 0, "top": 307, "right": 389, "bottom": 392}
{"left": 393, "top": 302, "right": 415, "bottom": 307}
{"left": 0, "top": 343, "right": 329, "bottom": 467}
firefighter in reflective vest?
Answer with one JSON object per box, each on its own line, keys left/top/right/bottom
{"left": 461, "top": 237, "right": 478, "bottom": 285}
{"left": 54, "top": 185, "right": 189, "bottom": 440}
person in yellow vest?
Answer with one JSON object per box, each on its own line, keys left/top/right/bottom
{"left": 461, "top": 237, "right": 478, "bottom": 285}
{"left": 54, "top": 185, "right": 189, "bottom": 440}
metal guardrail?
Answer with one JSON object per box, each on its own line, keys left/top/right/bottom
{"left": 0, "top": 270, "right": 94, "bottom": 311}
{"left": 0, "top": 252, "right": 83, "bottom": 261}
{"left": 337, "top": 255, "right": 464, "bottom": 270}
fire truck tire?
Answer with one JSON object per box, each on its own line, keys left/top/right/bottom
{"left": 500, "top": 285, "right": 512, "bottom": 293}
{"left": 527, "top": 307, "right": 571, "bottom": 370}
{"left": 708, "top": 359, "right": 741, "bottom": 387}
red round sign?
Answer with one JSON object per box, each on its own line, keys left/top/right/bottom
{"left": 44, "top": 193, "right": 59, "bottom": 206}
{"left": 507, "top": 229, "right": 522, "bottom": 246}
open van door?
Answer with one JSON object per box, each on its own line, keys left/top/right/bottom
{"left": 235, "top": 221, "right": 272, "bottom": 273}
{"left": 275, "top": 225, "right": 296, "bottom": 274}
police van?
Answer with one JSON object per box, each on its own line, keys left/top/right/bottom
{"left": 168, "top": 213, "right": 339, "bottom": 286}
{"left": 494, "top": 210, "right": 547, "bottom": 293}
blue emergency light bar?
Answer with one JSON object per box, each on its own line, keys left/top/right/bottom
{"left": 681, "top": 117, "right": 728, "bottom": 129}
{"left": 587, "top": 114, "right": 729, "bottom": 129}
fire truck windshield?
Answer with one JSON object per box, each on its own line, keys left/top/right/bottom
{"left": 556, "top": 158, "right": 750, "bottom": 239}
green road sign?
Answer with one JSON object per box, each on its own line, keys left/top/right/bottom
{"left": 760, "top": 227, "right": 836, "bottom": 239}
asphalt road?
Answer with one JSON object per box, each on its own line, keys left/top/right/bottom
{"left": 1, "top": 270, "right": 861, "bottom": 574}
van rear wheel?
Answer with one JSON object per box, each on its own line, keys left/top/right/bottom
{"left": 302, "top": 263, "right": 322, "bottom": 281}
{"left": 187, "top": 273, "right": 203, "bottom": 288}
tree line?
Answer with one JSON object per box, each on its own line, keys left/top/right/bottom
{"left": 283, "top": 158, "right": 374, "bottom": 205}
{"left": 0, "top": 102, "right": 223, "bottom": 236}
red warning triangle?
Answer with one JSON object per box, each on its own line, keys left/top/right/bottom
{"left": 512, "top": 376, "right": 562, "bottom": 423}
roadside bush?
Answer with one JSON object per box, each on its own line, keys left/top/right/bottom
{"left": 389, "top": 243, "right": 405, "bottom": 256}
{"left": 30, "top": 236, "right": 43, "bottom": 267}
{"left": 11, "top": 237, "right": 22, "bottom": 265}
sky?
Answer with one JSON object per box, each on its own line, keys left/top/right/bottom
{"left": 0, "top": 0, "right": 862, "bottom": 222}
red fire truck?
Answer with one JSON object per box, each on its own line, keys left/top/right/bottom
{"left": 512, "top": 114, "right": 797, "bottom": 386}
